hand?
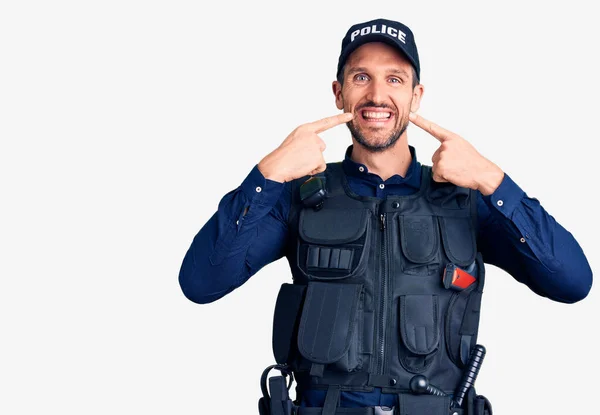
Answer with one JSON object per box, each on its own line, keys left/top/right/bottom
{"left": 258, "top": 112, "right": 354, "bottom": 183}
{"left": 408, "top": 112, "right": 504, "bottom": 195}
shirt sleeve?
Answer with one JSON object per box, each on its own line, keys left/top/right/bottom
{"left": 178, "top": 164, "right": 291, "bottom": 304}
{"left": 476, "top": 173, "right": 593, "bottom": 303}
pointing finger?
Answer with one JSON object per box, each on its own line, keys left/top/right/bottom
{"left": 409, "top": 112, "right": 453, "bottom": 142}
{"left": 309, "top": 112, "right": 354, "bottom": 134}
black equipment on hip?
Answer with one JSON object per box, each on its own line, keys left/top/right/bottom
{"left": 409, "top": 375, "right": 447, "bottom": 397}
{"left": 453, "top": 344, "right": 486, "bottom": 408}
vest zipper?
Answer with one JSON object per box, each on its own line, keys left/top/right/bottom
{"left": 378, "top": 211, "right": 388, "bottom": 374}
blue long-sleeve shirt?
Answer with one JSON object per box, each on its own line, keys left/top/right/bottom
{"left": 178, "top": 144, "right": 592, "bottom": 407}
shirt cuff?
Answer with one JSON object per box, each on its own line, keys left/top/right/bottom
{"left": 481, "top": 173, "right": 525, "bottom": 220}
{"left": 240, "top": 164, "right": 285, "bottom": 207}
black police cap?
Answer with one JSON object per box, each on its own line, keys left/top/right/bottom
{"left": 337, "top": 18, "right": 420, "bottom": 82}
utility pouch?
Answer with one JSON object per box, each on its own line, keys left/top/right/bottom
{"left": 258, "top": 365, "right": 295, "bottom": 415}
{"left": 297, "top": 208, "right": 371, "bottom": 280}
{"left": 463, "top": 387, "right": 493, "bottom": 415}
{"left": 397, "top": 393, "right": 453, "bottom": 415}
{"left": 272, "top": 283, "right": 307, "bottom": 365}
{"left": 397, "top": 294, "right": 440, "bottom": 372}
{"left": 297, "top": 282, "right": 364, "bottom": 373}
{"left": 398, "top": 215, "right": 440, "bottom": 276}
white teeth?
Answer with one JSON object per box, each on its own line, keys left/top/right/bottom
{"left": 363, "top": 111, "right": 391, "bottom": 119}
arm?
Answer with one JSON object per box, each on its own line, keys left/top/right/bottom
{"left": 406, "top": 113, "right": 592, "bottom": 303}
{"left": 476, "top": 173, "right": 593, "bottom": 303}
{"left": 178, "top": 165, "right": 291, "bottom": 304}
{"left": 179, "top": 113, "right": 353, "bottom": 304}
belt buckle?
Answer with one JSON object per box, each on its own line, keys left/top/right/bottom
{"left": 373, "top": 406, "right": 394, "bottom": 415}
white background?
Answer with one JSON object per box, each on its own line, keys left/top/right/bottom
{"left": 1, "top": 1, "right": 599, "bottom": 414}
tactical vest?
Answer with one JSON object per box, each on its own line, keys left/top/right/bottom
{"left": 268, "top": 162, "right": 487, "bottom": 414}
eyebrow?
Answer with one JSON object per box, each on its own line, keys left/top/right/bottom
{"left": 346, "top": 67, "right": 409, "bottom": 77}
{"left": 388, "top": 68, "right": 410, "bottom": 77}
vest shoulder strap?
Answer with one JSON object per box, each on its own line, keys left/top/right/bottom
{"left": 323, "top": 162, "right": 346, "bottom": 198}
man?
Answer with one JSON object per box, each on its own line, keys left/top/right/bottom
{"left": 179, "top": 18, "right": 592, "bottom": 414}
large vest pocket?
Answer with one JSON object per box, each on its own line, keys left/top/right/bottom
{"left": 272, "top": 283, "right": 307, "bottom": 365}
{"left": 297, "top": 208, "right": 370, "bottom": 280}
{"left": 398, "top": 295, "right": 440, "bottom": 373}
{"left": 297, "top": 282, "right": 364, "bottom": 372}
{"left": 445, "top": 253, "right": 485, "bottom": 367}
{"left": 398, "top": 215, "right": 440, "bottom": 276}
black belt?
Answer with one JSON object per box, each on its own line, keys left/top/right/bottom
{"left": 258, "top": 364, "right": 491, "bottom": 415}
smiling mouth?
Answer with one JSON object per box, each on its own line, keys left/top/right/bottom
{"left": 358, "top": 109, "right": 395, "bottom": 126}
{"left": 362, "top": 110, "right": 392, "bottom": 119}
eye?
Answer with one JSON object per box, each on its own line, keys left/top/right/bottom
{"left": 389, "top": 77, "right": 403, "bottom": 84}
{"left": 354, "top": 74, "right": 369, "bottom": 82}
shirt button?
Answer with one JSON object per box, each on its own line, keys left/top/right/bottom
{"left": 392, "top": 201, "right": 400, "bottom": 209}
{"left": 255, "top": 186, "right": 262, "bottom": 193}
{"left": 379, "top": 184, "right": 385, "bottom": 189}
{"left": 359, "top": 166, "right": 365, "bottom": 172}
{"left": 497, "top": 200, "right": 504, "bottom": 207}
{"left": 520, "top": 237, "right": 526, "bottom": 243}
{"left": 236, "top": 220, "right": 239, "bottom": 225}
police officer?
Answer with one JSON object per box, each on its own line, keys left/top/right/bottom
{"left": 179, "top": 18, "right": 592, "bottom": 414}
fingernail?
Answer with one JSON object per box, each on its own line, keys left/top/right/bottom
{"left": 409, "top": 112, "right": 416, "bottom": 119}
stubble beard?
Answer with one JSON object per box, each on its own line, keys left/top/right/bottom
{"left": 346, "top": 110, "right": 410, "bottom": 153}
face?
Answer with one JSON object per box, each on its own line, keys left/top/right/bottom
{"left": 332, "top": 42, "right": 424, "bottom": 152}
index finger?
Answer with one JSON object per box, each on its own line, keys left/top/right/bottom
{"left": 408, "top": 112, "right": 453, "bottom": 142}
{"left": 308, "top": 112, "right": 354, "bottom": 134}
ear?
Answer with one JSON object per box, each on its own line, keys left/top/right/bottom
{"left": 332, "top": 81, "right": 344, "bottom": 110}
{"left": 410, "top": 83, "right": 425, "bottom": 113}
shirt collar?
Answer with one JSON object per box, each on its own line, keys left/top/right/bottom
{"left": 341, "top": 144, "right": 421, "bottom": 189}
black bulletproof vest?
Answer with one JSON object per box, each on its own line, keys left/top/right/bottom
{"left": 272, "top": 162, "right": 485, "bottom": 396}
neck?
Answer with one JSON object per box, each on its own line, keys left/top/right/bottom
{"left": 350, "top": 135, "right": 412, "bottom": 181}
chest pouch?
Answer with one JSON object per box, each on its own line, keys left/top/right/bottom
{"left": 297, "top": 208, "right": 371, "bottom": 281}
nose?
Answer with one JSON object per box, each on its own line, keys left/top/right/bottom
{"left": 365, "top": 78, "right": 387, "bottom": 104}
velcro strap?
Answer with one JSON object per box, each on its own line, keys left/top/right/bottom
{"left": 309, "top": 363, "right": 325, "bottom": 378}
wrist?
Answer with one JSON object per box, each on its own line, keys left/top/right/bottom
{"left": 477, "top": 164, "right": 504, "bottom": 196}
{"left": 258, "top": 154, "right": 287, "bottom": 183}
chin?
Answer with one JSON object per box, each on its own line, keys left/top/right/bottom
{"left": 347, "top": 120, "right": 406, "bottom": 152}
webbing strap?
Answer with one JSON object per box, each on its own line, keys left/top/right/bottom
{"left": 322, "top": 385, "right": 340, "bottom": 415}
{"left": 324, "top": 163, "right": 345, "bottom": 199}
